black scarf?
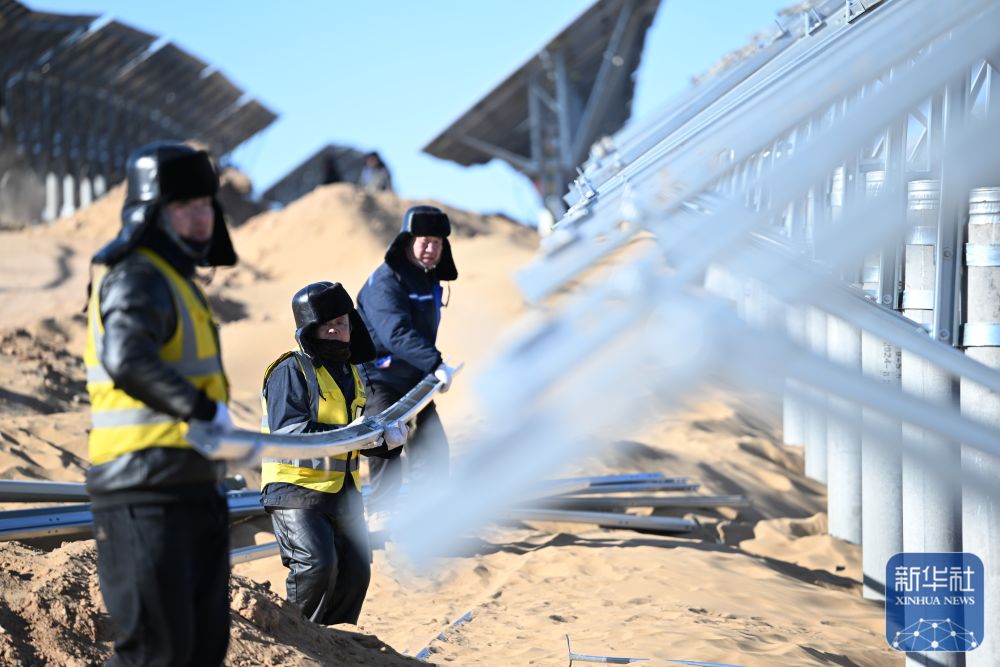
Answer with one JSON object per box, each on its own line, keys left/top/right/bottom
{"left": 312, "top": 338, "right": 351, "bottom": 364}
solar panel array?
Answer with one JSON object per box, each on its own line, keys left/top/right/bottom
{"left": 0, "top": 0, "right": 277, "bottom": 222}
{"left": 260, "top": 144, "right": 373, "bottom": 207}
{"left": 423, "top": 0, "right": 660, "bottom": 217}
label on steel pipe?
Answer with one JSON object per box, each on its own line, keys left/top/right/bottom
{"left": 964, "top": 243, "right": 1000, "bottom": 267}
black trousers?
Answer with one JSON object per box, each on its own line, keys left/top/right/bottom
{"left": 269, "top": 489, "right": 371, "bottom": 625}
{"left": 93, "top": 494, "right": 230, "bottom": 667}
{"left": 365, "top": 383, "right": 450, "bottom": 512}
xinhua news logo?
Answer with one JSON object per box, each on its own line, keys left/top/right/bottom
{"left": 886, "top": 552, "right": 984, "bottom": 653}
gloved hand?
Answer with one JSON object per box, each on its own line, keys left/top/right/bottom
{"left": 434, "top": 362, "right": 456, "bottom": 393}
{"left": 209, "top": 401, "right": 234, "bottom": 432}
{"left": 186, "top": 401, "right": 232, "bottom": 449}
{"left": 382, "top": 419, "right": 409, "bottom": 450}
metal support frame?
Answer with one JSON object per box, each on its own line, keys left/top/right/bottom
{"left": 803, "top": 306, "right": 828, "bottom": 483}
{"left": 879, "top": 115, "right": 906, "bottom": 311}
{"left": 961, "top": 186, "right": 1000, "bottom": 667}
{"left": 526, "top": 60, "right": 576, "bottom": 217}
{"left": 0, "top": 480, "right": 89, "bottom": 503}
{"left": 860, "top": 329, "right": 902, "bottom": 602}
{"left": 932, "top": 78, "right": 969, "bottom": 347}
{"left": 552, "top": 47, "right": 576, "bottom": 174}
{"left": 826, "top": 315, "right": 862, "bottom": 544}
{"left": 570, "top": 0, "right": 638, "bottom": 165}
{"left": 494, "top": 0, "right": 1000, "bottom": 628}
{"left": 502, "top": 508, "right": 696, "bottom": 533}
{"left": 454, "top": 133, "right": 536, "bottom": 174}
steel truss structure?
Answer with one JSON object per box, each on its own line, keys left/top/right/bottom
{"left": 489, "top": 0, "right": 999, "bottom": 664}
{"left": 0, "top": 0, "right": 277, "bottom": 224}
{"left": 423, "top": 0, "right": 660, "bottom": 218}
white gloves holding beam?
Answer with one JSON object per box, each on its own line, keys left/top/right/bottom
{"left": 208, "top": 401, "right": 234, "bottom": 432}
{"left": 349, "top": 415, "right": 409, "bottom": 451}
{"left": 382, "top": 419, "right": 409, "bottom": 449}
{"left": 434, "top": 362, "right": 457, "bottom": 393}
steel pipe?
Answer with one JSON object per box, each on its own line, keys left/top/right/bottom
{"left": 505, "top": 509, "right": 696, "bottom": 533}
{"left": 189, "top": 368, "right": 458, "bottom": 462}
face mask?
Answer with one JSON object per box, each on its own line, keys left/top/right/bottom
{"left": 179, "top": 238, "right": 212, "bottom": 258}
{"left": 312, "top": 338, "right": 351, "bottom": 363}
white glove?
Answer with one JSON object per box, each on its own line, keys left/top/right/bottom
{"left": 434, "top": 362, "right": 455, "bottom": 393}
{"left": 209, "top": 401, "right": 234, "bottom": 432}
{"left": 186, "top": 401, "right": 232, "bottom": 449}
{"left": 382, "top": 419, "right": 409, "bottom": 450}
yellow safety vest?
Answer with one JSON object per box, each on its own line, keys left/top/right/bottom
{"left": 260, "top": 351, "right": 366, "bottom": 493}
{"left": 84, "top": 247, "right": 229, "bottom": 465}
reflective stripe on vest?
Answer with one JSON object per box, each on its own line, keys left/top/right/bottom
{"left": 84, "top": 248, "right": 229, "bottom": 465}
{"left": 260, "top": 351, "right": 366, "bottom": 494}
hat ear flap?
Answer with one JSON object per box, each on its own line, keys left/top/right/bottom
{"left": 295, "top": 325, "right": 318, "bottom": 359}
{"left": 203, "top": 201, "right": 237, "bottom": 267}
{"left": 384, "top": 232, "right": 411, "bottom": 268}
{"left": 435, "top": 239, "right": 458, "bottom": 281}
{"left": 348, "top": 311, "right": 377, "bottom": 363}
{"left": 93, "top": 203, "right": 161, "bottom": 265}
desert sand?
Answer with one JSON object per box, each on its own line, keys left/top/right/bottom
{"left": 0, "top": 182, "right": 900, "bottom": 665}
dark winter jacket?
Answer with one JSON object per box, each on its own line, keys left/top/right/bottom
{"left": 85, "top": 230, "right": 225, "bottom": 507}
{"left": 356, "top": 255, "right": 444, "bottom": 394}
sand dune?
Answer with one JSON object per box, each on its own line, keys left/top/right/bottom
{"left": 0, "top": 183, "right": 900, "bottom": 665}
{"left": 0, "top": 540, "right": 421, "bottom": 666}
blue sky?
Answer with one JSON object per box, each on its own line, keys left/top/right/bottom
{"left": 31, "top": 1, "right": 792, "bottom": 222}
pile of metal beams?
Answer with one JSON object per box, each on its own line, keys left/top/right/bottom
{"left": 0, "top": 471, "right": 748, "bottom": 562}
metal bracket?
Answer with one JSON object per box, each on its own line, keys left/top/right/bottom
{"left": 931, "top": 77, "right": 967, "bottom": 347}
{"left": 573, "top": 170, "right": 597, "bottom": 201}
{"left": 805, "top": 8, "right": 826, "bottom": 35}
{"left": 847, "top": 0, "right": 885, "bottom": 23}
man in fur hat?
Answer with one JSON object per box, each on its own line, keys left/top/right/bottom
{"left": 84, "top": 141, "right": 237, "bottom": 665}
{"left": 356, "top": 205, "right": 458, "bottom": 532}
{"left": 259, "top": 281, "right": 407, "bottom": 624}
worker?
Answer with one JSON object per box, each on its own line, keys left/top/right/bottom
{"left": 358, "top": 152, "right": 392, "bottom": 193}
{"left": 356, "top": 205, "right": 458, "bottom": 532}
{"left": 84, "top": 142, "right": 237, "bottom": 666}
{"left": 260, "top": 281, "right": 407, "bottom": 624}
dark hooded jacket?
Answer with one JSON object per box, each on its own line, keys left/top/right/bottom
{"left": 356, "top": 206, "right": 457, "bottom": 394}
{"left": 86, "top": 143, "right": 237, "bottom": 507}
{"left": 261, "top": 282, "right": 397, "bottom": 510}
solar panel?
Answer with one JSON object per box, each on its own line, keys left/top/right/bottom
{"left": 114, "top": 43, "right": 209, "bottom": 109}
{"left": 43, "top": 21, "right": 155, "bottom": 84}
{"left": 1, "top": 0, "right": 277, "bottom": 225}
{"left": 0, "top": 10, "right": 96, "bottom": 79}
{"left": 0, "top": 0, "right": 30, "bottom": 35}
{"left": 182, "top": 71, "right": 244, "bottom": 130}
{"left": 204, "top": 99, "right": 277, "bottom": 154}
{"left": 261, "top": 144, "right": 370, "bottom": 205}
{"left": 165, "top": 72, "right": 246, "bottom": 140}
{"left": 424, "top": 0, "right": 659, "bottom": 169}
